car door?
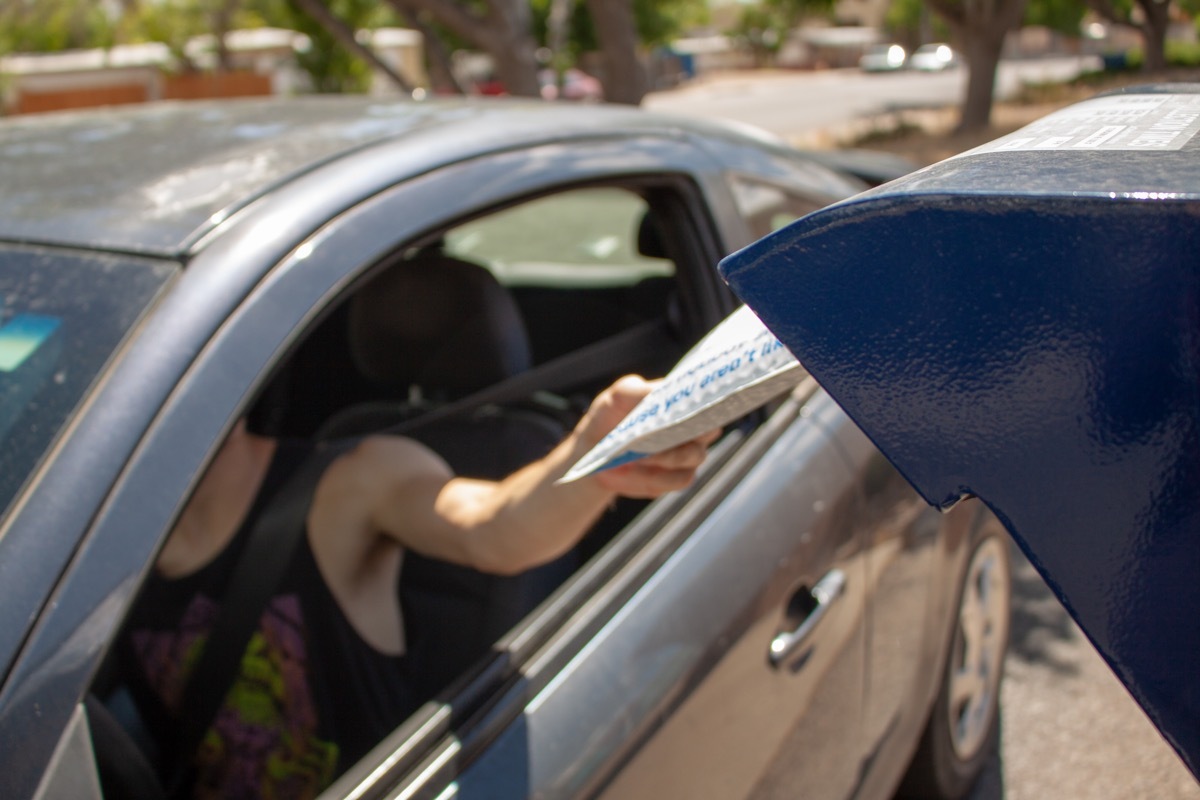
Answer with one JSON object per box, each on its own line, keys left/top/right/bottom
{"left": 716, "top": 164, "right": 948, "bottom": 794}
{"left": 4, "top": 133, "right": 867, "bottom": 800}
{"left": 324, "top": 158, "right": 871, "bottom": 798}
{"left": 328, "top": 393, "right": 868, "bottom": 800}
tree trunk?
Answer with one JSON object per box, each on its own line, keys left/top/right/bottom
{"left": 1136, "top": 0, "right": 1171, "bottom": 71}
{"left": 1085, "top": 0, "right": 1171, "bottom": 72}
{"left": 384, "top": 3, "right": 469, "bottom": 94}
{"left": 290, "top": 0, "right": 414, "bottom": 92}
{"left": 583, "top": 0, "right": 648, "bottom": 105}
{"left": 927, "top": 0, "right": 1028, "bottom": 133}
{"left": 480, "top": 0, "right": 541, "bottom": 97}
{"left": 957, "top": 27, "right": 1006, "bottom": 132}
{"left": 386, "top": 0, "right": 541, "bottom": 98}
{"left": 211, "top": 0, "right": 238, "bottom": 73}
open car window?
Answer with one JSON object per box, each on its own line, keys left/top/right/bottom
{"left": 94, "top": 176, "right": 733, "bottom": 800}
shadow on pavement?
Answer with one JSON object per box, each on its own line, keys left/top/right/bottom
{"left": 964, "top": 541, "right": 1079, "bottom": 800}
{"left": 1005, "top": 541, "right": 1080, "bottom": 677}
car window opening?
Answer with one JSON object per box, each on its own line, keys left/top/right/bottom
{"left": 91, "top": 183, "right": 727, "bottom": 799}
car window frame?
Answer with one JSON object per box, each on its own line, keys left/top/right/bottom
{"left": 324, "top": 180, "right": 744, "bottom": 799}
{"left": 0, "top": 133, "right": 744, "bottom": 799}
{"left": 347, "top": 377, "right": 843, "bottom": 800}
{"left": 726, "top": 171, "right": 837, "bottom": 239}
{"left": 326, "top": 385, "right": 822, "bottom": 800}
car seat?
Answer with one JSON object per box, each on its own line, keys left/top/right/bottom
{"left": 324, "top": 248, "right": 579, "bottom": 699}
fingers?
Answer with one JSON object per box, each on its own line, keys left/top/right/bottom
{"left": 577, "top": 374, "right": 658, "bottom": 444}
{"left": 594, "top": 462, "right": 699, "bottom": 498}
{"left": 601, "top": 375, "right": 655, "bottom": 417}
{"left": 591, "top": 430, "right": 721, "bottom": 498}
{"left": 639, "top": 438, "right": 709, "bottom": 471}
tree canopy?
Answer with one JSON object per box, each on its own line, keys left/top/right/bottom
{"left": 0, "top": 0, "right": 119, "bottom": 53}
{"left": 730, "top": 0, "right": 837, "bottom": 64}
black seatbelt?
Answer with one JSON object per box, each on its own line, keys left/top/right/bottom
{"left": 320, "top": 317, "right": 677, "bottom": 440}
{"left": 166, "top": 439, "right": 353, "bottom": 798}
{"left": 166, "top": 319, "right": 676, "bottom": 794}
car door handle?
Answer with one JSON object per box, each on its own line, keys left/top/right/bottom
{"left": 768, "top": 568, "right": 847, "bottom": 666}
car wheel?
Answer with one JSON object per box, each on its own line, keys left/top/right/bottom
{"left": 899, "top": 521, "right": 1011, "bottom": 799}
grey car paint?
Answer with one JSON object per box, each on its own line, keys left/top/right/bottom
{"left": 0, "top": 98, "right": 985, "bottom": 800}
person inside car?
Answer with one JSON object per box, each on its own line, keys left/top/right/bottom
{"left": 115, "top": 374, "right": 716, "bottom": 799}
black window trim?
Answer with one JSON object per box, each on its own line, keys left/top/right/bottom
{"left": 327, "top": 178, "right": 778, "bottom": 800}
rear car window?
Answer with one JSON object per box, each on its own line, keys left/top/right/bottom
{"left": 0, "top": 245, "right": 176, "bottom": 523}
{"left": 727, "top": 175, "right": 828, "bottom": 239}
{"left": 442, "top": 187, "right": 675, "bottom": 288}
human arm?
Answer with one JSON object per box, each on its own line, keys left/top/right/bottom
{"left": 329, "top": 376, "right": 716, "bottom": 575}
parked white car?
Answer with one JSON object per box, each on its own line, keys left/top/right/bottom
{"left": 910, "top": 43, "right": 958, "bottom": 71}
{"left": 859, "top": 43, "right": 907, "bottom": 72}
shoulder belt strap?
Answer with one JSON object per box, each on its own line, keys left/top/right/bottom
{"left": 167, "top": 439, "right": 354, "bottom": 796}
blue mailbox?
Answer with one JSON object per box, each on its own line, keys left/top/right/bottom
{"left": 721, "top": 85, "right": 1200, "bottom": 777}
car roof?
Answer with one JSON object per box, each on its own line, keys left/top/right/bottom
{"left": 0, "top": 96, "right": 722, "bottom": 259}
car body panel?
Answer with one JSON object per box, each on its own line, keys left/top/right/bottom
{"left": 0, "top": 97, "right": 998, "bottom": 800}
{"left": 0, "top": 129, "right": 739, "bottom": 798}
{"left": 860, "top": 44, "right": 907, "bottom": 72}
{"left": 361, "top": 385, "right": 869, "bottom": 800}
{"left": 909, "top": 44, "right": 957, "bottom": 71}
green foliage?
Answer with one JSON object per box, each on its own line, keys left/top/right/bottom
{"left": 1124, "top": 39, "right": 1200, "bottom": 69}
{"left": 0, "top": 0, "right": 119, "bottom": 54}
{"left": 1092, "top": 0, "right": 1136, "bottom": 22}
{"left": 1022, "top": 0, "right": 1086, "bottom": 37}
{"left": 121, "top": 1, "right": 257, "bottom": 64}
{"left": 768, "top": 0, "right": 837, "bottom": 23}
{"left": 882, "top": 0, "right": 948, "bottom": 47}
{"left": 634, "top": 0, "right": 709, "bottom": 47}
{"left": 884, "top": 0, "right": 1084, "bottom": 44}
{"left": 530, "top": 0, "right": 588, "bottom": 59}
{"left": 0, "top": 0, "right": 405, "bottom": 93}
{"left": 240, "top": 0, "right": 402, "bottom": 92}
{"left": 728, "top": 0, "right": 836, "bottom": 61}
{"left": 531, "top": 0, "right": 707, "bottom": 63}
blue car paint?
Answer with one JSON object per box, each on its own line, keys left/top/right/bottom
{"left": 720, "top": 85, "right": 1200, "bottom": 777}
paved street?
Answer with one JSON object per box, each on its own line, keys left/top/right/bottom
{"left": 968, "top": 545, "right": 1200, "bottom": 800}
{"left": 649, "top": 64, "right": 1200, "bottom": 799}
{"left": 644, "top": 57, "right": 1100, "bottom": 143}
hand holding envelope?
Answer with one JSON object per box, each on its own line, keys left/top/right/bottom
{"left": 561, "top": 305, "right": 806, "bottom": 483}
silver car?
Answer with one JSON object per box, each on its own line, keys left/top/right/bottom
{"left": 0, "top": 97, "right": 1009, "bottom": 800}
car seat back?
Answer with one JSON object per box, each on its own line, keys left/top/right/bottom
{"left": 332, "top": 249, "right": 577, "bottom": 699}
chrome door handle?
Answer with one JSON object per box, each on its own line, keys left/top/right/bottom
{"left": 768, "top": 568, "right": 847, "bottom": 666}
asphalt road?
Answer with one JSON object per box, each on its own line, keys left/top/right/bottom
{"left": 643, "top": 58, "right": 1100, "bottom": 142}
{"left": 649, "top": 66, "right": 1200, "bottom": 799}
{"left": 964, "top": 544, "right": 1200, "bottom": 800}
{"left": 968, "top": 543, "right": 1200, "bottom": 800}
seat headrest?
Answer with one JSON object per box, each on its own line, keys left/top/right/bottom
{"left": 348, "top": 252, "right": 532, "bottom": 397}
{"left": 637, "top": 209, "right": 668, "bottom": 260}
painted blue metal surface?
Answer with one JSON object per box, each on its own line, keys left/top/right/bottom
{"left": 720, "top": 86, "right": 1200, "bottom": 777}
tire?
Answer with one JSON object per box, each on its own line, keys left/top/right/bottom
{"left": 898, "top": 523, "right": 1012, "bottom": 800}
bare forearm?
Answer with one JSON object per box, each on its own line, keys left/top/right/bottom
{"left": 436, "top": 431, "right": 616, "bottom": 575}
{"left": 366, "top": 376, "right": 711, "bottom": 575}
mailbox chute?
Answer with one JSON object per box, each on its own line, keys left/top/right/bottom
{"left": 721, "top": 85, "right": 1200, "bottom": 777}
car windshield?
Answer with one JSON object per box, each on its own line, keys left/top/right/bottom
{"left": 0, "top": 245, "right": 176, "bottom": 524}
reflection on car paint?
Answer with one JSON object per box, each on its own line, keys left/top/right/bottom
{"left": 0, "top": 314, "right": 60, "bottom": 372}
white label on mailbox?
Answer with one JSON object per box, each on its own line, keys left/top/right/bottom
{"left": 962, "top": 94, "right": 1200, "bottom": 154}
